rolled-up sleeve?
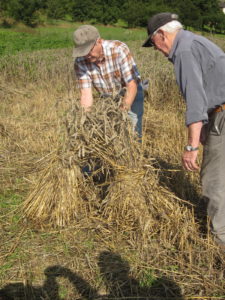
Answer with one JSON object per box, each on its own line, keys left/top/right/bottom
{"left": 175, "top": 51, "right": 209, "bottom": 126}
{"left": 74, "top": 60, "right": 92, "bottom": 89}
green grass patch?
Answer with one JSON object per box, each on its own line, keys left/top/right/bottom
{"left": 0, "top": 192, "right": 23, "bottom": 230}
{"left": 0, "top": 250, "right": 21, "bottom": 280}
{"left": 139, "top": 269, "right": 157, "bottom": 288}
{"left": 0, "top": 191, "right": 23, "bottom": 209}
{"left": 0, "top": 22, "right": 146, "bottom": 56}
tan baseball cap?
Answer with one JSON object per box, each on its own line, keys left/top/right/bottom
{"left": 72, "top": 25, "right": 100, "bottom": 58}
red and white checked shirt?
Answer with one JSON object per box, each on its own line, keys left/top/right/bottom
{"left": 74, "top": 40, "right": 141, "bottom": 95}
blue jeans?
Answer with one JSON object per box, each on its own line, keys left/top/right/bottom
{"left": 128, "top": 83, "right": 144, "bottom": 138}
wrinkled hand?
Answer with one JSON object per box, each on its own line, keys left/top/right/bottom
{"left": 119, "top": 102, "right": 130, "bottom": 111}
{"left": 182, "top": 150, "right": 199, "bottom": 171}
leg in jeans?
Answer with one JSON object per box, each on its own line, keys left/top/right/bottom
{"left": 201, "top": 110, "right": 225, "bottom": 245}
{"left": 128, "top": 83, "right": 144, "bottom": 138}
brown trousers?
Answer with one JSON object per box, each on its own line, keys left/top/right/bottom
{"left": 201, "top": 109, "right": 225, "bottom": 244}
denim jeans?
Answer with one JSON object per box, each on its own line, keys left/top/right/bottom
{"left": 128, "top": 83, "right": 144, "bottom": 138}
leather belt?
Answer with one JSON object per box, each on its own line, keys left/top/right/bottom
{"left": 214, "top": 103, "right": 225, "bottom": 113}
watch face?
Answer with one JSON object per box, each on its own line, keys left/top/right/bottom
{"left": 185, "top": 145, "right": 192, "bottom": 151}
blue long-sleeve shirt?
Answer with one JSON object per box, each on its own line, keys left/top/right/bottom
{"left": 168, "top": 29, "right": 225, "bottom": 126}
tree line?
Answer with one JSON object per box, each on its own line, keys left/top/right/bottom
{"left": 0, "top": 0, "right": 225, "bottom": 32}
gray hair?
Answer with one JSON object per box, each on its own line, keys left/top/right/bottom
{"left": 159, "top": 20, "right": 183, "bottom": 33}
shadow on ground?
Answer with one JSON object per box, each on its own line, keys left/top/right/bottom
{"left": 0, "top": 251, "right": 184, "bottom": 300}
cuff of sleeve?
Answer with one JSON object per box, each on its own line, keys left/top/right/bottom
{"left": 185, "top": 112, "right": 208, "bottom": 126}
{"left": 125, "top": 77, "right": 140, "bottom": 84}
{"left": 77, "top": 83, "right": 92, "bottom": 89}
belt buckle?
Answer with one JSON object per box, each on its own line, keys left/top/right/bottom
{"left": 221, "top": 103, "right": 225, "bottom": 111}
{"left": 217, "top": 103, "right": 225, "bottom": 113}
{"left": 214, "top": 104, "right": 225, "bottom": 113}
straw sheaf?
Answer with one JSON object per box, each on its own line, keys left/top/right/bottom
{"left": 64, "top": 98, "right": 186, "bottom": 241}
{"left": 22, "top": 154, "right": 93, "bottom": 227}
{"left": 22, "top": 94, "right": 201, "bottom": 248}
{"left": 22, "top": 96, "right": 139, "bottom": 228}
{"left": 101, "top": 168, "right": 152, "bottom": 231}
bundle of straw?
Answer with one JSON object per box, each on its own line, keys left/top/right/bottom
{"left": 23, "top": 95, "right": 153, "bottom": 231}
{"left": 64, "top": 97, "right": 196, "bottom": 248}
{"left": 22, "top": 98, "right": 103, "bottom": 228}
{"left": 23, "top": 94, "right": 134, "bottom": 228}
{"left": 23, "top": 152, "right": 94, "bottom": 227}
{"left": 65, "top": 97, "right": 154, "bottom": 235}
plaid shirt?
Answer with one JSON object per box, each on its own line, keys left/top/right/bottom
{"left": 74, "top": 40, "right": 141, "bottom": 95}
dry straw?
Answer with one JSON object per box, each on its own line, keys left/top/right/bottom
{"left": 22, "top": 95, "right": 138, "bottom": 228}
{"left": 68, "top": 96, "right": 155, "bottom": 236}
{"left": 22, "top": 152, "right": 92, "bottom": 227}
{"left": 2, "top": 42, "right": 225, "bottom": 297}
{"left": 22, "top": 94, "right": 201, "bottom": 249}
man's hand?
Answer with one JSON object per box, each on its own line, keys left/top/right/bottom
{"left": 122, "top": 80, "right": 137, "bottom": 110}
{"left": 119, "top": 102, "right": 131, "bottom": 111}
{"left": 182, "top": 150, "right": 199, "bottom": 171}
{"left": 182, "top": 121, "right": 203, "bottom": 171}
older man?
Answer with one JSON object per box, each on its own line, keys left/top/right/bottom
{"left": 143, "top": 12, "right": 225, "bottom": 250}
{"left": 73, "top": 25, "right": 144, "bottom": 137}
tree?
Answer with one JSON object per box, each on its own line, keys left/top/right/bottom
{"left": 94, "top": 0, "right": 121, "bottom": 25}
{"left": 69, "top": 0, "right": 93, "bottom": 22}
{"left": 6, "top": 0, "right": 45, "bottom": 26}
{"left": 122, "top": 0, "right": 171, "bottom": 27}
{"left": 46, "top": 0, "right": 69, "bottom": 19}
{"left": 176, "top": 0, "right": 202, "bottom": 29}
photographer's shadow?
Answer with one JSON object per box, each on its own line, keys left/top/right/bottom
{"left": 0, "top": 251, "right": 184, "bottom": 300}
{"left": 96, "top": 251, "right": 183, "bottom": 299}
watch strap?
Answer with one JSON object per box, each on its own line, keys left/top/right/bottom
{"left": 185, "top": 145, "right": 199, "bottom": 151}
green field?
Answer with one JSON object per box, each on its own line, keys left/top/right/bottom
{"left": 1, "top": 21, "right": 224, "bottom": 57}
{"left": 0, "top": 23, "right": 146, "bottom": 56}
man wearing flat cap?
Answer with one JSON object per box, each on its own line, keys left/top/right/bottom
{"left": 143, "top": 12, "right": 225, "bottom": 251}
{"left": 73, "top": 25, "right": 144, "bottom": 137}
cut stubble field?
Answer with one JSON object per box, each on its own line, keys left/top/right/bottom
{"left": 0, "top": 26, "right": 225, "bottom": 299}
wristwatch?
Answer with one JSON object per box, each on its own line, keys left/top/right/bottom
{"left": 184, "top": 145, "right": 199, "bottom": 151}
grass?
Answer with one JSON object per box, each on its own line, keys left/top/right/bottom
{"left": 1, "top": 20, "right": 224, "bottom": 57}
{"left": 0, "top": 22, "right": 146, "bottom": 56}
{"left": 0, "top": 26, "right": 225, "bottom": 299}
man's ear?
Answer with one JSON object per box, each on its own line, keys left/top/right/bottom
{"left": 157, "top": 29, "right": 165, "bottom": 40}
